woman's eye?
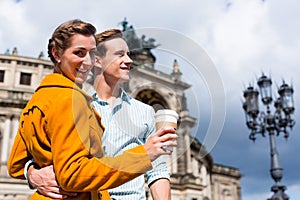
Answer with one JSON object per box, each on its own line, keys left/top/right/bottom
{"left": 89, "top": 51, "right": 96, "bottom": 60}
{"left": 74, "top": 50, "right": 85, "bottom": 57}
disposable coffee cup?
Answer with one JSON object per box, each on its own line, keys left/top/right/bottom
{"left": 154, "top": 109, "right": 179, "bottom": 151}
{"left": 154, "top": 109, "right": 179, "bottom": 130}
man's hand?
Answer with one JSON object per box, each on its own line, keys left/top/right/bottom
{"left": 28, "top": 165, "right": 77, "bottom": 199}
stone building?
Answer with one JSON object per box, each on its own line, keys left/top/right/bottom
{"left": 0, "top": 22, "right": 242, "bottom": 200}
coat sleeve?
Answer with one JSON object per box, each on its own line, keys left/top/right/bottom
{"left": 7, "top": 127, "right": 31, "bottom": 179}
{"left": 49, "top": 91, "right": 152, "bottom": 192}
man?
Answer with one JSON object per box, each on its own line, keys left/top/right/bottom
{"left": 26, "top": 29, "right": 172, "bottom": 200}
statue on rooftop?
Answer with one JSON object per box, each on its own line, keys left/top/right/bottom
{"left": 119, "top": 18, "right": 159, "bottom": 51}
{"left": 119, "top": 18, "right": 159, "bottom": 68}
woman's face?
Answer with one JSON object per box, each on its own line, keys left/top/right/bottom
{"left": 58, "top": 34, "right": 96, "bottom": 84}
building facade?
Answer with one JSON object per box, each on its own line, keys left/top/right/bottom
{"left": 0, "top": 23, "right": 242, "bottom": 200}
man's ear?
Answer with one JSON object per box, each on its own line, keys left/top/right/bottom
{"left": 94, "top": 56, "right": 103, "bottom": 69}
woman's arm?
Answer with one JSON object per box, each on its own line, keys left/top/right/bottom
{"left": 8, "top": 128, "right": 32, "bottom": 179}
{"left": 50, "top": 91, "right": 153, "bottom": 191}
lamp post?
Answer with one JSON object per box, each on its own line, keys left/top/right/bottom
{"left": 242, "top": 74, "right": 295, "bottom": 200}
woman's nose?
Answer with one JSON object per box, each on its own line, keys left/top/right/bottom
{"left": 83, "top": 52, "right": 95, "bottom": 66}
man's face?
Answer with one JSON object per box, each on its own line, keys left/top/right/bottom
{"left": 98, "top": 37, "right": 132, "bottom": 83}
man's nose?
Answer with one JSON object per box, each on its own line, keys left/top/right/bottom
{"left": 124, "top": 54, "right": 133, "bottom": 65}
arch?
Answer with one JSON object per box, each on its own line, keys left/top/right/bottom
{"left": 134, "top": 89, "right": 168, "bottom": 111}
{"left": 130, "top": 82, "right": 182, "bottom": 112}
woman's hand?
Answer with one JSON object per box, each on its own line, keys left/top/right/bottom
{"left": 144, "top": 127, "right": 178, "bottom": 161}
{"left": 28, "top": 165, "right": 77, "bottom": 199}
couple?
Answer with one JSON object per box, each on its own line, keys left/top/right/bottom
{"left": 8, "top": 19, "right": 178, "bottom": 200}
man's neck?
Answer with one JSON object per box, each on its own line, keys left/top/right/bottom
{"left": 93, "top": 76, "right": 121, "bottom": 105}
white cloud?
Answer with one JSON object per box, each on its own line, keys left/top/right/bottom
{"left": 0, "top": 0, "right": 37, "bottom": 55}
{"left": 210, "top": 1, "right": 278, "bottom": 75}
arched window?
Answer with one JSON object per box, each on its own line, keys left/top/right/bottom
{"left": 135, "top": 89, "right": 168, "bottom": 111}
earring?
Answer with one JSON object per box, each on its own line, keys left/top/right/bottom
{"left": 57, "top": 60, "right": 61, "bottom": 63}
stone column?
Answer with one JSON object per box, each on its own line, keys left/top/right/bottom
{"left": 0, "top": 116, "right": 11, "bottom": 175}
{"left": 11, "top": 116, "right": 19, "bottom": 147}
{"left": 184, "top": 128, "right": 192, "bottom": 174}
{"left": 176, "top": 128, "right": 186, "bottom": 174}
{"left": 171, "top": 144, "right": 178, "bottom": 174}
{"left": 1, "top": 116, "right": 11, "bottom": 164}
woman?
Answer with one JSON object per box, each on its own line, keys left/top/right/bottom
{"left": 8, "top": 19, "right": 177, "bottom": 200}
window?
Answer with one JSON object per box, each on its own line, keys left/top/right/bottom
{"left": 20, "top": 72, "right": 32, "bottom": 85}
{"left": 0, "top": 70, "right": 4, "bottom": 82}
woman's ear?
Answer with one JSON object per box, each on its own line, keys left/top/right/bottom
{"left": 52, "top": 48, "right": 61, "bottom": 63}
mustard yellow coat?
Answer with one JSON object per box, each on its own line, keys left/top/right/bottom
{"left": 8, "top": 73, "right": 152, "bottom": 200}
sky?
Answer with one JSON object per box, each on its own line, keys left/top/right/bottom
{"left": 1, "top": 0, "right": 300, "bottom": 199}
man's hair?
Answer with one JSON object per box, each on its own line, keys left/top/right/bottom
{"left": 96, "top": 29, "right": 123, "bottom": 57}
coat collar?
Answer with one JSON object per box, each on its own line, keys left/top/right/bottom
{"left": 36, "top": 73, "right": 93, "bottom": 101}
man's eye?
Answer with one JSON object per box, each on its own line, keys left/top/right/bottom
{"left": 115, "top": 51, "right": 125, "bottom": 57}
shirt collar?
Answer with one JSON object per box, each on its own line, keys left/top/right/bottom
{"left": 119, "top": 88, "right": 132, "bottom": 104}
{"left": 87, "top": 87, "right": 131, "bottom": 105}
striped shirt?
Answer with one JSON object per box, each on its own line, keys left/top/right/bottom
{"left": 87, "top": 87, "right": 170, "bottom": 200}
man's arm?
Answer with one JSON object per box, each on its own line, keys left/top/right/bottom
{"left": 146, "top": 106, "right": 172, "bottom": 200}
{"left": 149, "top": 178, "right": 171, "bottom": 200}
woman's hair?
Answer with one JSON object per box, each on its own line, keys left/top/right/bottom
{"left": 48, "top": 19, "right": 97, "bottom": 64}
{"left": 96, "top": 29, "right": 123, "bottom": 58}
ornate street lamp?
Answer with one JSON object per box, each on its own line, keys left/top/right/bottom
{"left": 242, "top": 74, "right": 295, "bottom": 200}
